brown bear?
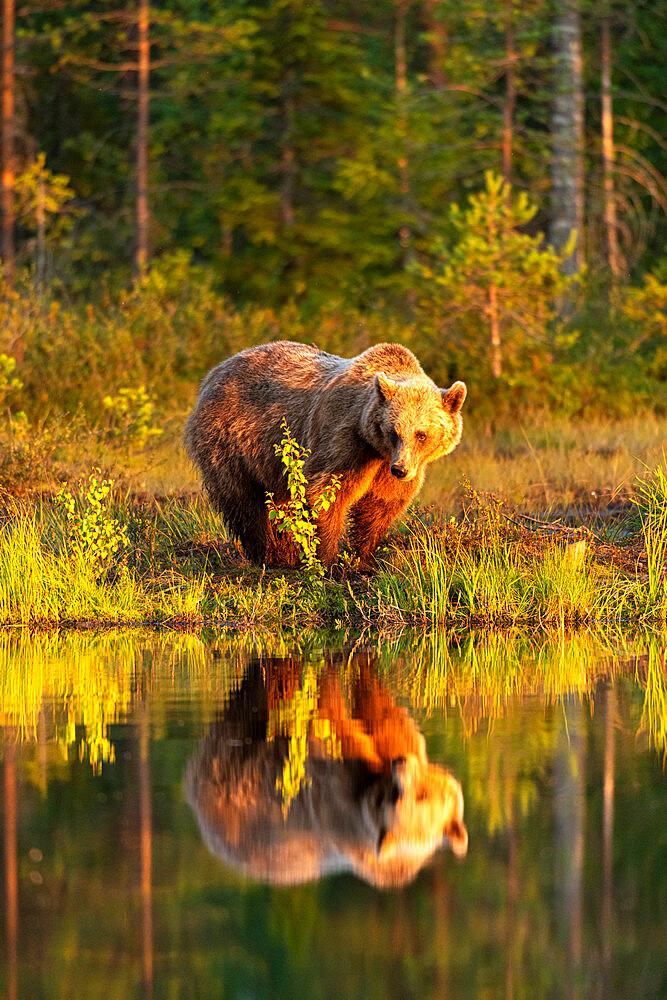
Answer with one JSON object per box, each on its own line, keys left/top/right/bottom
{"left": 185, "top": 655, "right": 468, "bottom": 888}
{"left": 185, "top": 341, "right": 466, "bottom": 567}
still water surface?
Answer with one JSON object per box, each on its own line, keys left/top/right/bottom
{"left": 1, "top": 629, "right": 666, "bottom": 1000}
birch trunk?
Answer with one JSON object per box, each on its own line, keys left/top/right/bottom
{"left": 550, "top": 0, "right": 584, "bottom": 275}
{"left": 489, "top": 282, "right": 502, "bottom": 378}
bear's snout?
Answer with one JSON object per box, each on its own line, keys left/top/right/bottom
{"left": 390, "top": 463, "right": 408, "bottom": 479}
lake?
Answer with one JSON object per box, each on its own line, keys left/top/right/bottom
{"left": 1, "top": 628, "right": 665, "bottom": 1000}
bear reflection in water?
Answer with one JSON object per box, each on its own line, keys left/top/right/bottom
{"left": 186, "top": 654, "right": 467, "bottom": 889}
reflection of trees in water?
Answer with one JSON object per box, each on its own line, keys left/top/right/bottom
{"left": 3, "top": 736, "right": 18, "bottom": 1000}
{"left": 601, "top": 685, "right": 615, "bottom": 1000}
{"left": 138, "top": 702, "right": 153, "bottom": 1000}
{"left": 555, "top": 696, "right": 585, "bottom": 998}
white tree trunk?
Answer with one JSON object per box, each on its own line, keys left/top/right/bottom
{"left": 550, "top": 0, "right": 585, "bottom": 275}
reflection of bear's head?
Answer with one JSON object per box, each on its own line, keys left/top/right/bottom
{"left": 186, "top": 655, "right": 467, "bottom": 889}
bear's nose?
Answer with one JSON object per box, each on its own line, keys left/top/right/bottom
{"left": 391, "top": 464, "right": 407, "bottom": 479}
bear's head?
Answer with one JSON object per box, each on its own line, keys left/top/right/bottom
{"left": 372, "top": 373, "right": 467, "bottom": 481}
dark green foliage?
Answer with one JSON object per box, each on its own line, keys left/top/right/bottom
{"left": 9, "top": 0, "right": 663, "bottom": 293}
{"left": 1, "top": 0, "right": 664, "bottom": 418}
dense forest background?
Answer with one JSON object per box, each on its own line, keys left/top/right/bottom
{"left": 0, "top": 0, "right": 665, "bottom": 428}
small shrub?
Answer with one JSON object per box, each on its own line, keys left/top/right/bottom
{"left": 103, "top": 385, "right": 162, "bottom": 450}
{"left": 55, "top": 470, "right": 129, "bottom": 578}
{"left": 266, "top": 419, "right": 342, "bottom": 580}
{"left": 415, "top": 172, "right": 579, "bottom": 384}
{"left": 0, "top": 354, "right": 23, "bottom": 411}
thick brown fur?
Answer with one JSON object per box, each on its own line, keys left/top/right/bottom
{"left": 185, "top": 341, "right": 466, "bottom": 567}
{"left": 185, "top": 656, "right": 468, "bottom": 888}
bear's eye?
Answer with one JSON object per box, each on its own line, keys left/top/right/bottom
{"left": 390, "top": 429, "right": 399, "bottom": 446}
{"left": 415, "top": 430, "right": 428, "bottom": 443}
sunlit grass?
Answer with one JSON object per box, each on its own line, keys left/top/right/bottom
{"left": 422, "top": 413, "right": 667, "bottom": 518}
{"left": 368, "top": 460, "right": 667, "bottom": 628}
{"left": 0, "top": 499, "right": 345, "bottom": 627}
{"left": 0, "top": 459, "right": 665, "bottom": 629}
{"left": 631, "top": 462, "right": 667, "bottom": 617}
{"left": 371, "top": 524, "right": 651, "bottom": 628}
{"left": 0, "top": 511, "right": 146, "bottom": 624}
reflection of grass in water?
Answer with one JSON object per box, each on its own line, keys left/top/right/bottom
{"left": 0, "top": 630, "right": 244, "bottom": 771}
{"left": 637, "top": 643, "right": 667, "bottom": 760}
{"left": 409, "top": 627, "right": 612, "bottom": 709}
{"left": 2, "top": 627, "right": 665, "bottom": 783}
{"left": 381, "top": 628, "right": 667, "bottom": 754}
{"left": 393, "top": 628, "right": 667, "bottom": 836}
{"left": 267, "top": 665, "right": 342, "bottom": 815}
{"left": 0, "top": 630, "right": 136, "bottom": 770}
{"left": 0, "top": 628, "right": 340, "bottom": 778}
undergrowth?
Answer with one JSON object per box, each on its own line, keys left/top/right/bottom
{"left": 0, "top": 464, "right": 664, "bottom": 629}
{"left": 365, "top": 475, "right": 665, "bottom": 628}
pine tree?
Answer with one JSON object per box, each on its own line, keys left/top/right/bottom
{"left": 418, "top": 172, "right": 578, "bottom": 382}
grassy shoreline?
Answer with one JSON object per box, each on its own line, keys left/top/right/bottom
{"left": 0, "top": 464, "right": 665, "bottom": 630}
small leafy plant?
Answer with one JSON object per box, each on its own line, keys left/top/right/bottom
{"left": 55, "top": 470, "right": 129, "bottom": 577}
{"left": 103, "top": 385, "right": 162, "bottom": 450}
{"left": 266, "top": 418, "right": 341, "bottom": 580}
{"left": 0, "top": 354, "right": 23, "bottom": 411}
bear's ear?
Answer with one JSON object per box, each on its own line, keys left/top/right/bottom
{"left": 375, "top": 371, "right": 399, "bottom": 401}
{"left": 444, "top": 817, "right": 469, "bottom": 858}
{"left": 440, "top": 381, "right": 467, "bottom": 414}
